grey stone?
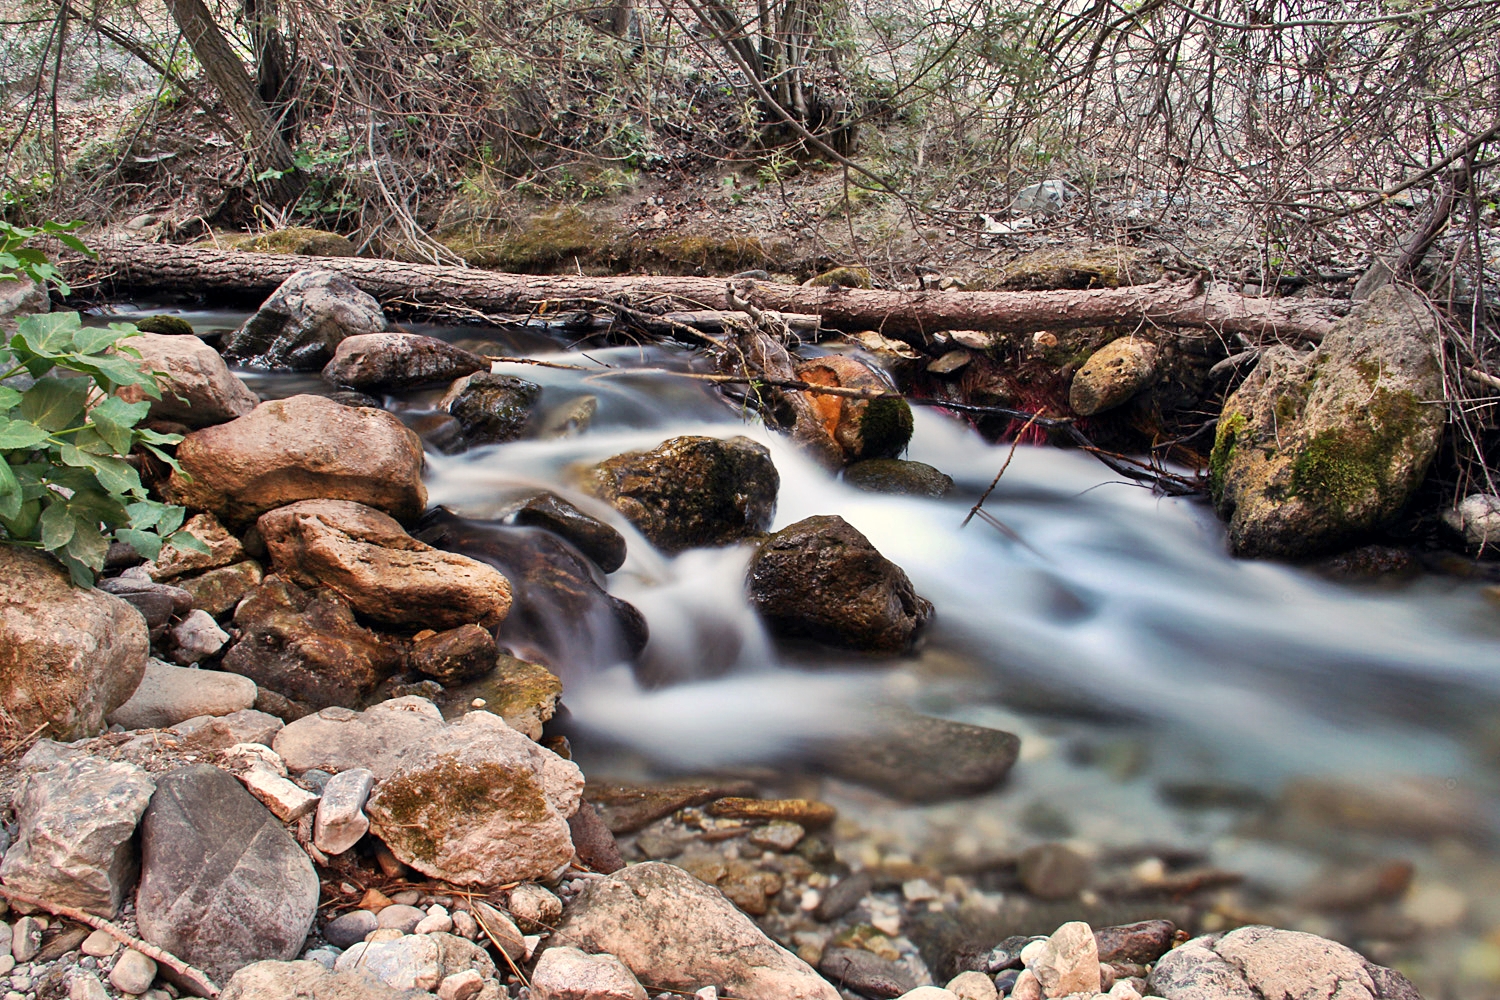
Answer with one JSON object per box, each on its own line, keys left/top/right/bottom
{"left": 0, "top": 756, "right": 155, "bottom": 916}
{"left": 110, "top": 950, "right": 158, "bottom": 994}
{"left": 169, "top": 610, "right": 230, "bottom": 664}
{"left": 1147, "top": 926, "right": 1421, "bottom": 1000}
{"left": 108, "top": 659, "right": 258, "bottom": 730}
{"left": 324, "top": 909, "right": 379, "bottom": 949}
{"left": 136, "top": 764, "right": 320, "bottom": 983}
{"left": 815, "top": 871, "right": 873, "bottom": 922}
{"left": 378, "top": 905, "right": 427, "bottom": 934}
{"left": 0, "top": 546, "right": 149, "bottom": 739}
{"left": 96, "top": 578, "right": 194, "bottom": 630}
{"left": 314, "top": 767, "right": 375, "bottom": 855}
{"left": 1017, "top": 843, "right": 1090, "bottom": 900}
{"left": 818, "top": 947, "right": 915, "bottom": 998}
{"left": 172, "top": 710, "right": 284, "bottom": 750}
{"left": 334, "top": 932, "right": 493, "bottom": 993}
{"left": 323, "top": 333, "right": 487, "bottom": 392}
{"left": 819, "top": 713, "right": 1020, "bottom": 802}
{"left": 11, "top": 916, "right": 43, "bottom": 962}
{"left": 115, "top": 333, "right": 259, "bottom": 427}
{"left": 1443, "top": 493, "right": 1500, "bottom": 552}
{"left": 224, "top": 269, "right": 387, "bottom": 370}
{"left": 220, "top": 959, "right": 433, "bottom": 1000}
{"left": 553, "top": 862, "right": 839, "bottom": 1000}
{"left": 68, "top": 972, "right": 108, "bottom": 1000}
{"left": 0, "top": 276, "right": 49, "bottom": 333}
{"left": 273, "top": 697, "right": 445, "bottom": 779}
{"left": 532, "top": 946, "right": 648, "bottom": 1000}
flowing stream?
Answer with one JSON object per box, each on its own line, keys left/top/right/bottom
{"left": 112, "top": 304, "right": 1500, "bottom": 996}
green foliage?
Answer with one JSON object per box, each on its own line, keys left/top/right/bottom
{"left": 0, "top": 312, "right": 206, "bottom": 587}
{"left": 0, "top": 219, "right": 92, "bottom": 296}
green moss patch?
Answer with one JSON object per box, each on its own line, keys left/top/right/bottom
{"left": 1289, "top": 388, "right": 1427, "bottom": 518}
{"left": 1209, "top": 411, "right": 1247, "bottom": 507}
{"left": 224, "top": 227, "right": 356, "bottom": 257}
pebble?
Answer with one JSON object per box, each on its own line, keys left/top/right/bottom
{"left": 452, "top": 910, "right": 479, "bottom": 940}
{"left": 1010, "top": 970, "right": 1043, "bottom": 1000}
{"left": 68, "top": 972, "right": 108, "bottom": 1000}
{"left": 80, "top": 931, "right": 117, "bottom": 958}
{"left": 314, "top": 768, "right": 375, "bottom": 855}
{"left": 748, "top": 821, "right": 805, "bottom": 852}
{"left": 437, "top": 969, "right": 485, "bottom": 1000}
{"left": 325, "top": 909, "right": 379, "bottom": 949}
{"left": 0, "top": 957, "right": 11, "bottom": 975}
{"left": 414, "top": 913, "right": 453, "bottom": 935}
{"left": 391, "top": 891, "right": 422, "bottom": 906}
{"left": 1018, "top": 843, "right": 1090, "bottom": 900}
{"left": 377, "top": 904, "right": 425, "bottom": 933}
{"left": 11, "top": 918, "right": 42, "bottom": 962}
{"left": 946, "top": 970, "right": 998, "bottom": 1000}
{"left": 110, "top": 950, "right": 158, "bottom": 994}
{"left": 1028, "top": 922, "right": 1102, "bottom": 998}
{"left": 305, "top": 948, "right": 340, "bottom": 971}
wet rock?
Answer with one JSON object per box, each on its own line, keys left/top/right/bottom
{"left": 507, "top": 883, "right": 563, "bottom": 934}
{"left": 220, "top": 959, "right": 430, "bottom": 1000}
{"left": 507, "top": 492, "right": 628, "bottom": 573}
{"left": 816, "top": 871, "right": 874, "bottom": 922}
{"left": 1026, "top": 921, "right": 1100, "bottom": 998}
{"left": 143, "top": 513, "right": 245, "bottom": 581}
{"left": 173, "top": 709, "right": 284, "bottom": 750}
{"left": 586, "top": 779, "right": 759, "bottom": 834}
{"left": 532, "top": 946, "right": 648, "bottom": 1000}
{"left": 323, "top": 332, "right": 488, "bottom": 392}
{"left": 441, "top": 373, "right": 542, "bottom": 445}
{"left": 538, "top": 394, "right": 598, "bottom": 439}
{"left": 580, "top": 435, "right": 779, "bottom": 554}
{"left": 274, "top": 697, "right": 445, "bottom": 777}
{"left": 223, "top": 269, "right": 387, "bottom": 370}
{"left": 314, "top": 767, "right": 376, "bottom": 855}
{"left": 168, "top": 609, "right": 231, "bottom": 664}
{"left": 116, "top": 332, "right": 260, "bottom": 426}
{"left": 260, "top": 500, "right": 512, "bottom": 630}
{"left": 365, "top": 711, "right": 583, "bottom": 884}
{"left": 845, "top": 459, "right": 954, "bottom": 497}
{"left": 707, "top": 797, "right": 835, "bottom": 827}
{"left": 818, "top": 947, "right": 915, "bottom": 998}
{"left": 748, "top": 514, "right": 931, "bottom": 653}
{"left": 441, "top": 653, "right": 562, "bottom": 740}
{"left": 1147, "top": 926, "right": 1422, "bottom": 1000}
{"left": 568, "top": 800, "right": 626, "bottom": 874}
{"left": 108, "top": 658, "right": 257, "bottom": 729}
{"left": 177, "top": 560, "right": 264, "bottom": 617}
{"left": 819, "top": 713, "right": 1020, "bottom": 801}
{"left": 413, "top": 625, "right": 498, "bottom": 686}
{"left": 1443, "top": 493, "right": 1500, "bottom": 553}
{"left": 97, "top": 577, "right": 193, "bottom": 630}
{"left": 324, "top": 909, "right": 379, "bottom": 949}
{"left": 1093, "top": 920, "right": 1176, "bottom": 965}
{"left": 1069, "top": 337, "right": 1159, "bottom": 416}
{"left": 1311, "top": 545, "right": 1421, "bottom": 583}
{"left": 1211, "top": 285, "right": 1445, "bottom": 558}
{"left": 794, "top": 355, "right": 913, "bottom": 463}
{"left": 1278, "top": 776, "right": 1485, "bottom": 841}
{"left": 1018, "top": 843, "right": 1090, "bottom": 900}
{"left": 223, "top": 576, "right": 407, "bottom": 709}
{"left": 553, "top": 862, "right": 839, "bottom": 1000}
{"left": 0, "top": 756, "right": 154, "bottom": 916}
{"left": 0, "top": 546, "right": 149, "bottom": 739}
{"left": 165, "top": 394, "right": 427, "bottom": 525}
{"left": 136, "top": 764, "right": 320, "bottom": 983}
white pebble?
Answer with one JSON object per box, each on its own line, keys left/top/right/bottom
{"left": 80, "top": 930, "right": 118, "bottom": 958}
{"left": 414, "top": 913, "right": 454, "bottom": 935}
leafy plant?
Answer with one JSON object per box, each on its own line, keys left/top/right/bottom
{"left": 0, "top": 220, "right": 92, "bottom": 296}
{"left": 0, "top": 312, "right": 205, "bottom": 586}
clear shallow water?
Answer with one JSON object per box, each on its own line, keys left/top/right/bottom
{"left": 109, "top": 303, "right": 1500, "bottom": 994}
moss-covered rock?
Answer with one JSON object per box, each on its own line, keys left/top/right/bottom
{"left": 224, "top": 228, "right": 356, "bottom": 257}
{"left": 844, "top": 458, "right": 953, "bottom": 497}
{"left": 440, "top": 208, "right": 616, "bottom": 272}
{"left": 804, "top": 266, "right": 872, "bottom": 289}
{"left": 438, "top": 653, "right": 563, "bottom": 740}
{"left": 980, "top": 247, "right": 1162, "bottom": 290}
{"left": 578, "top": 435, "right": 779, "bottom": 554}
{"left": 133, "top": 314, "right": 196, "bottom": 337}
{"left": 1210, "top": 286, "right": 1445, "bottom": 558}
{"left": 794, "top": 355, "right": 912, "bottom": 464}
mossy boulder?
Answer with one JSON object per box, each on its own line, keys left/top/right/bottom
{"left": 440, "top": 208, "right": 615, "bottom": 272}
{"left": 439, "top": 372, "right": 542, "bottom": 446}
{"left": 438, "top": 653, "right": 563, "bottom": 740}
{"left": 1210, "top": 285, "right": 1445, "bottom": 558}
{"left": 844, "top": 459, "right": 953, "bottom": 497}
{"left": 804, "top": 266, "right": 872, "bottom": 289}
{"left": 578, "top": 435, "right": 779, "bottom": 554}
{"left": 982, "top": 247, "right": 1162, "bottom": 290}
{"left": 133, "top": 314, "right": 196, "bottom": 337}
{"left": 225, "top": 228, "right": 356, "bottom": 257}
{"left": 794, "top": 355, "right": 912, "bottom": 464}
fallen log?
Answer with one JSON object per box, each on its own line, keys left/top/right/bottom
{"left": 72, "top": 238, "right": 1348, "bottom": 342}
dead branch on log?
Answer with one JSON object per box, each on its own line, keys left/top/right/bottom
{"left": 0, "top": 887, "right": 221, "bottom": 997}
{"left": 71, "top": 238, "right": 1347, "bottom": 344}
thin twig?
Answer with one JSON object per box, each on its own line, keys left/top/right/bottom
{"left": 963, "top": 411, "right": 1041, "bottom": 527}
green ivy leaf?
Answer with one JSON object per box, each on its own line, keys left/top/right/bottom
{"left": 0, "top": 496, "right": 39, "bottom": 537}
{"left": 63, "top": 354, "right": 160, "bottom": 395}
{"left": 18, "top": 376, "right": 89, "bottom": 432}
{"left": 164, "top": 524, "right": 209, "bottom": 554}
{"left": 14, "top": 312, "right": 82, "bottom": 358}
{"left": 57, "top": 549, "right": 95, "bottom": 588}
{"left": 156, "top": 504, "right": 186, "bottom": 537}
{"left": 88, "top": 396, "right": 151, "bottom": 453}
{"left": 113, "top": 527, "right": 164, "bottom": 561}
{"left": 64, "top": 523, "right": 110, "bottom": 575}
{"left": 38, "top": 498, "right": 77, "bottom": 551}
{"left": 125, "top": 499, "right": 166, "bottom": 530}
{"left": 0, "top": 417, "right": 49, "bottom": 449}
{"left": 0, "top": 459, "right": 20, "bottom": 520}
{"left": 60, "top": 444, "right": 143, "bottom": 497}
{"left": 0, "top": 386, "right": 21, "bottom": 411}
{"left": 72, "top": 323, "right": 134, "bottom": 356}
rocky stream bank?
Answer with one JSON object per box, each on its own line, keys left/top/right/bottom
{"left": 0, "top": 262, "right": 1488, "bottom": 1000}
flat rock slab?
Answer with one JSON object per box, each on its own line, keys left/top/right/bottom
{"left": 0, "top": 546, "right": 149, "bottom": 739}
{"left": 0, "top": 756, "right": 155, "bottom": 916}
{"left": 107, "top": 659, "right": 258, "bottom": 730}
{"left": 220, "top": 959, "right": 434, "bottom": 1000}
{"left": 274, "top": 697, "right": 446, "bottom": 779}
{"left": 552, "top": 861, "right": 839, "bottom": 1000}
{"left": 322, "top": 332, "right": 488, "bottom": 392}
{"left": 136, "top": 764, "right": 320, "bottom": 984}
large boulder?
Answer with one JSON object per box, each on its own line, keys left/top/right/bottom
{"left": 579, "top": 435, "right": 779, "bottom": 554}
{"left": 273, "top": 697, "right": 446, "bottom": 778}
{"left": 1210, "top": 286, "right": 1445, "bottom": 557}
{"left": 258, "top": 500, "right": 512, "bottom": 629}
{"left": 116, "top": 333, "right": 260, "bottom": 426}
{"left": 136, "top": 764, "right": 321, "bottom": 984}
{"left": 365, "top": 711, "right": 583, "bottom": 884}
{"left": 164, "top": 395, "right": 427, "bottom": 525}
{"left": 440, "top": 373, "right": 542, "bottom": 446}
{"left": 107, "top": 658, "right": 258, "bottom": 730}
{"left": 222, "top": 576, "right": 407, "bottom": 710}
{"left": 0, "top": 546, "right": 149, "bottom": 739}
{"left": 0, "top": 755, "right": 155, "bottom": 916}
{"left": 222, "top": 269, "right": 387, "bottom": 370}
{"left": 794, "top": 355, "right": 913, "bottom": 463}
{"left": 550, "top": 862, "right": 840, "bottom": 1000}
{"left": 322, "top": 333, "right": 488, "bottom": 393}
{"left": 747, "top": 514, "right": 932, "bottom": 653}
{"left": 1148, "top": 926, "right": 1423, "bottom": 1000}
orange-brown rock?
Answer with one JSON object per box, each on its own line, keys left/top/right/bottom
{"left": 793, "top": 355, "right": 912, "bottom": 464}
{"left": 706, "top": 796, "right": 836, "bottom": 828}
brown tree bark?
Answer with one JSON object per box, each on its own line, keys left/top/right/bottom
{"left": 163, "top": 0, "right": 305, "bottom": 205}
{"left": 79, "top": 238, "right": 1347, "bottom": 343}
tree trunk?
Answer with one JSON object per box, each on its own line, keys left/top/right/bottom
{"left": 77, "top": 238, "right": 1348, "bottom": 343}
{"left": 164, "top": 0, "right": 305, "bottom": 205}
